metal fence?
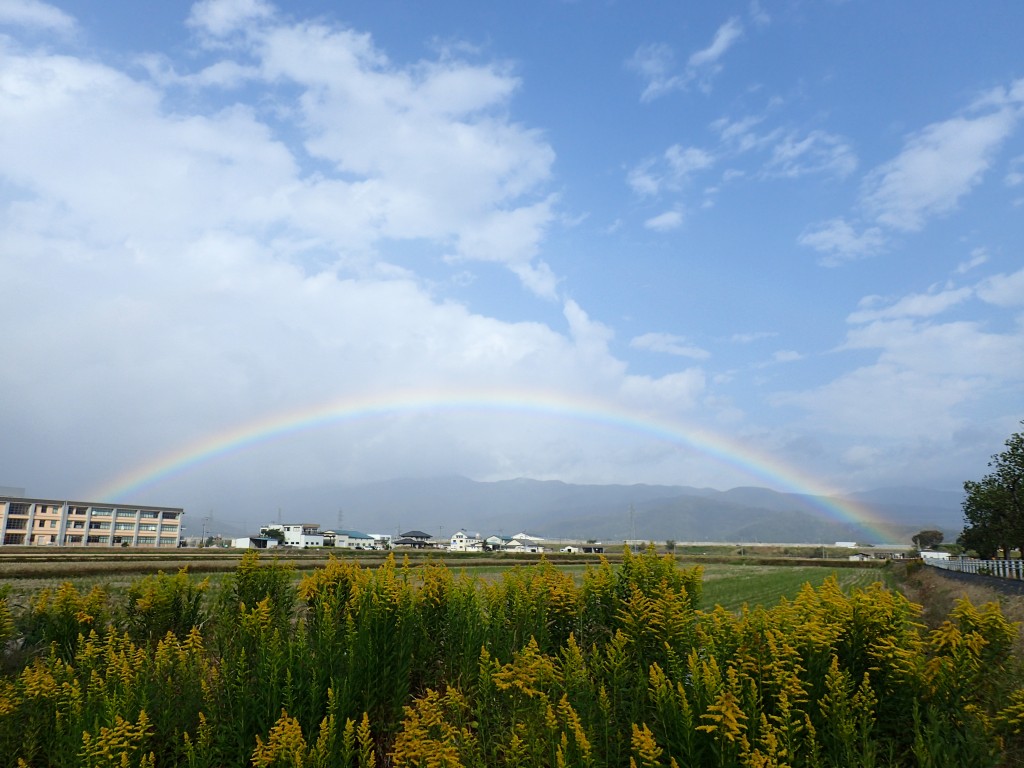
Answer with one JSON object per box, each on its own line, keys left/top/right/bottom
{"left": 924, "top": 556, "right": 1024, "bottom": 580}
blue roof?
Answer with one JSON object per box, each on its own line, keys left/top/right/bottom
{"left": 336, "top": 529, "right": 372, "bottom": 538}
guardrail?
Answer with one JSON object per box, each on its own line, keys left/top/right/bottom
{"left": 924, "top": 556, "right": 1024, "bottom": 580}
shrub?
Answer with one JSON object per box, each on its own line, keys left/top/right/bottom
{"left": 121, "top": 568, "right": 209, "bottom": 644}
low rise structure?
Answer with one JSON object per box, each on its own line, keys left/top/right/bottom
{"left": 231, "top": 536, "right": 279, "bottom": 550}
{"left": 261, "top": 523, "right": 323, "bottom": 548}
{"left": 506, "top": 537, "right": 544, "bottom": 553}
{"left": 449, "top": 529, "right": 484, "bottom": 552}
{"left": 0, "top": 495, "right": 183, "bottom": 548}
{"left": 394, "top": 530, "right": 435, "bottom": 548}
{"left": 331, "top": 529, "right": 375, "bottom": 549}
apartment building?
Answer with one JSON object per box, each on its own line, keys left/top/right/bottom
{"left": 0, "top": 495, "right": 183, "bottom": 548}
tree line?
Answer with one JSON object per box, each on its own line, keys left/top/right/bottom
{"left": 960, "top": 421, "right": 1024, "bottom": 558}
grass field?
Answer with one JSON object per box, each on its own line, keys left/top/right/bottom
{"left": 698, "top": 562, "right": 893, "bottom": 612}
{"left": 0, "top": 551, "right": 891, "bottom": 611}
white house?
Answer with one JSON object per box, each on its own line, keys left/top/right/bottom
{"left": 332, "top": 529, "right": 375, "bottom": 549}
{"left": 506, "top": 537, "right": 544, "bottom": 553}
{"left": 261, "top": 523, "right": 323, "bottom": 548}
{"left": 919, "top": 550, "right": 951, "bottom": 560}
{"left": 449, "top": 529, "right": 484, "bottom": 552}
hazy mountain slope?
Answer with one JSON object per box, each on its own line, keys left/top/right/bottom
{"left": 262, "top": 476, "right": 965, "bottom": 545}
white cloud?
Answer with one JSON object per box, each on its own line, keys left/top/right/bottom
{"left": 154, "top": 11, "right": 556, "bottom": 292}
{"left": 622, "top": 368, "right": 706, "bottom": 411}
{"left": 801, "top": 79, "right": 1024, "bottom": 263}
{"left": 730, "top": 331, "right": 777, "bottom": 343}
{"left": 666, "top": 145, "right": 715, "bottom": 177}
{"left": 631, "top": 118, "right": 854, "bottom": 230}
{"left": 1006, "top": 154, "right": 1024, "bottom": 187}
{"left": 862, "top": 111, "right": 1019, "bottom": 232}
{"left": 710, "top": 114, "right": 773, "bottom": 152}
{"left": 688, "top": 17, "right": 743, "bottom": 68}
{"left": 450, "top": 200, "right": 559, "bottom": 299}
{"left": 644, "top": 209, "right": 684, "bottom": 231}
{"left": 797, "top": 218, "right": 886, "bottom": 264}
{"left": 774, "top": 269, "right": 1024, "bottom": 447}
{"left": 976, "top": 267, "right": 1024, "bottom": 307}
{"left": 6, "top": 4, "right": 743, "bottom": 503}
{"left": 773, "top": 361, "right": 983, "bottom": 440}
{"left": 748, "top": 0, "right": 770, "bottom": 27}
{"left": 847, "top": 287, "right": 972, "bottom": 324}
{"left": 187, "top": 0, "right": 275, "bottom": 37}
{"left": 764, "top": 129, "right": 857, "bottom": 179}
{"left": 629, "top": 16, "right": 744, "bottom": 102}
{"left": 628, "top": 144, "right": 714, "bottom": 196}
{"left": 627, "top": 43, "right": 686, "bottom": 103}
{"left": 840, "top": 318, "right": 1024, "bottom": 379}
{"left": 0, "top": 0, "right": 74, "bottom": 32}
{"left": 955, "top": 247, "right": 989, "bottom": 274}
{"left": 630, "top": 332, "right": 710, "bottom": 360}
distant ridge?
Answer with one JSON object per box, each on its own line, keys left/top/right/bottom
{"left": 266, "top": 476, "right": 963, "bottom": 546}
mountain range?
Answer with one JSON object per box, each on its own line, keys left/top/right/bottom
{"left": 251, "top": 476, "right": 964, "bottom": 546}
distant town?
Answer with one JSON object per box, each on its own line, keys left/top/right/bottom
{"left": 231, "top": 522, "right": 608, "bottom": 554}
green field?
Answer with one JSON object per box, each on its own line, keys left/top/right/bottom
{"left": 0, "top": 552, "right": 888, "bottom": 612}
{"left": 698, "top": 562, "right": 893, "bottom": 612}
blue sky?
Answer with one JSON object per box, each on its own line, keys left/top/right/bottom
{"left": 1, "top": 0, "right": 1022, "bottom": 517}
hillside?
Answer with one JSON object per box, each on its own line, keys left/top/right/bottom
{"left": 268, "top": 476, "right": 964, "bottom": 546}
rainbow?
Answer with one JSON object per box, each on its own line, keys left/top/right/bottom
{"left": 90, "top": 387, "right": 900, "bottom": 542}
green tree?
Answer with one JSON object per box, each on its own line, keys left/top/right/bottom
{"left": 959, "top": 422, "right": 1024, "bottom": 558}
{"left": 912, "top": 530, "right": 944, "bottom": 551}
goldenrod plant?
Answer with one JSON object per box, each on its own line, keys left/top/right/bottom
{"left": 0, "top": 546, "right": 1020, "bottom": 766}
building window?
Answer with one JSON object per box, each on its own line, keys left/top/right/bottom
{"left": 91, "top": 508, "right": 112, "bottom": 517}
{"left": 162, "top": 512, "right": 179, "bottom": 520}
{"left": 68, "top": 506, "right": 87, "bottom": 516}
{"left": 6, "top": 518, "right": 27, "bottom": 530}
{"left": 116, "top": 509, "right": 137, "bottom": 518}
{"left": 139, "top": 524, "right": 157, "bottom": 532}
{"left": 137, "top": 536, "right": 156, "bottom": 545}
{"left": 65, "top": 535, "right": 82, "bottom": 544}
{"left": 8, "top": 503, "right": 30, "bottom": 515}
{"left": 140, "top": 511, "right": 158, "bottom": 519}
{"left": 115, "top": 522, "right": 135, "bottom": 531}
{"left": 3, "top": 533, "right": 26, "bottom": 545}
{"left": 88, "top": 521, "right": 111, "bottom": 530}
